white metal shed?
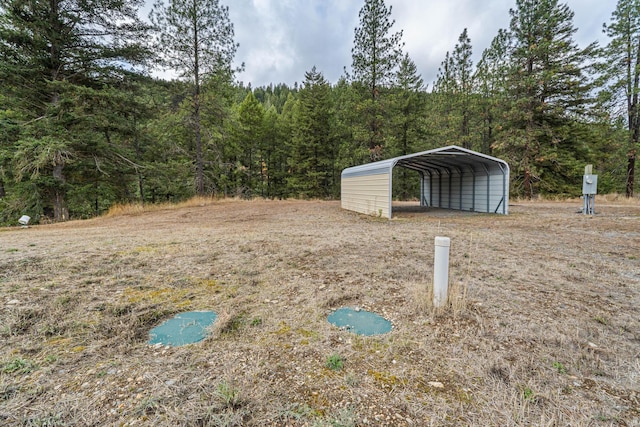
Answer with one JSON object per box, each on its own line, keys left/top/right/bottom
{"left": 341, "top": 145, "right": 510, "bottom": 218}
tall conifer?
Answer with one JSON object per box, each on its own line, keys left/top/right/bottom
{"left": 602, "top": 0, "right": 640, "bottom": 197}
{"left": 150, "top": 0, "right": 238, "bottom": 195}
{"left": 350, "top": 0, "right": 404, "bottom": 161}
{"left": 495, "top": 0, "right": 596, "bottom": 197}
{"left": 0, "top": 0, "right": 151, "bottom": 220}
{"left": 290, "top": 67, "right": 334, "bottom": 198}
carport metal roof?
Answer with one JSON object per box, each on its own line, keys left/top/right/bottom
{"left": 342, "top": 145, "right": 508, "bottom": 178}
{"left": 341, "top": 145, "right": 510, "bottom": 217}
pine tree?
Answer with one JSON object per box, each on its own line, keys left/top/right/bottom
{"left": 601, "top": 0, "right": 640, "bottom": 196}
{"left": 393, "top": 53, "right": 426, "bottom": 155}
{"left": 494, "top": 0, "right": 596, "bottom": 197}
{"left": 289, "top": 66, "right": 334, "bottom": 198}
{"left": 350, "top": 0, "right": 404, "bottom": 160}
{"left": 432, "top": 51, "right": 456, "bottom": 143}
{"left": 451, "top": 29, "right": 475, "bottom": 149}
{"left": 138, "top": 79, "right": 197, "bottom": 204}
{"left": 332, "top": 77, "right": 368, "bottom": 172}
{"left": 389, "top": 53, "right": 427, "bottom": 199}
{"left": 261, "top": 105, "right": 288, "bottom": 198}
{"left": 236, "top": 92, "right": 264, "bottom": 197}
{"left": 433, "top": 29, "right": 476, "bottom": 149}
{"left": 0, "top": 99, "right": 21, "bottom": 221}
{"left": 0, "top": 0, "right": 151, "bottom": 221}
{"left": 149, "top": 0, "right": 239, "bottom": 195}
{"left": 475, "top": 29, "right": 512, "bottom": 153}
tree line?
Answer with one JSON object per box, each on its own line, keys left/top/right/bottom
{"left": 0, "top": 0, "right": 638, "bottom": 224}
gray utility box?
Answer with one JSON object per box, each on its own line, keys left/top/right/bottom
{"left": 583, "top": 174, "right": 598, "bottom": 195}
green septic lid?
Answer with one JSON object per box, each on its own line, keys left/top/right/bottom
{"left": 149, "top": 311, "right": 218, "bottom": 346}
{"left": 327, "top": 307, "right": 392, "bottom": 336}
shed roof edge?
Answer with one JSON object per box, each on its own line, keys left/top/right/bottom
{"left": 341, "top": 145, "right": 509, "bottom": 178}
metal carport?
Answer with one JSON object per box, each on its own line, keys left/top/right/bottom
{"left": 340, "top": 145, "right": 510, "bottom": 218}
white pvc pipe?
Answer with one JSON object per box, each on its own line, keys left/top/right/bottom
{"left": 433, "top": 236, "right": 450, "bottom": 308}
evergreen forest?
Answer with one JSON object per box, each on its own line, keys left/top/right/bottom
{"left": 1, "top": 0, "right": 639, "bottom": 224}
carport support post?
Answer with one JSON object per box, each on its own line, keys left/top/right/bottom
{"left": 433, "top": 237, "right": 450, "bottom": 308}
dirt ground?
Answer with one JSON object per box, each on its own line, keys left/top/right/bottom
{"left": 0, "top": 198, "right": 639, "bottom": 426}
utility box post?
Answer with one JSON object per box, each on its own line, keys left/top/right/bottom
{"left": 582, "top": 165, "right": 597, "bottom": 215}
{"left": 433, "top": 237, "right": 451, "bottom": 308}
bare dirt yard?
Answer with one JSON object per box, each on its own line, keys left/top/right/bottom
{"left": 1, "top": 198, "right": 639, "bottom": 426}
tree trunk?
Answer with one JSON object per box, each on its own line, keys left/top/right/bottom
{"left": 193, "top": 5, "right": 204, "bottom": 196}
{"left": 52, "top": 162, "right": 68, "bottom": 221}
{"left": 133, "top": 117, "right": 145, "bottom": 203}
{"left": 626, "top": 36, "right": 640, "bottom": 197}
{"left": 523, "top": 138, "right": 533, "bottom": 199}
{"left": 627, "top": 149, "right": 636, "bottom": 198}
{"left": 194, "top": 89, "right": 204, "bottom": 195}
{"left": 138, "top": 173, "right": 145, "bottom": 203}
{"left": 523, "top": 168, "right": 533, "bottom": 200}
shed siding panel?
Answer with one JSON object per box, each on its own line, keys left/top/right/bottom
{"left": 441, "top": 173, "right": 451, "bottom": 209}
{"left": 341, "top": 173, "right": 390, "bottom": 218}
{"left": 451, "top": 174, "right": 462, "bottom": 210}
{"left": 460, "top": 173, "right": 475, "bottom": 211}
{"left": 422, "top": 171, "right": 508, "bottom": 213}
{"left": 475, "top": 174, "right": 489, "bottom": 213}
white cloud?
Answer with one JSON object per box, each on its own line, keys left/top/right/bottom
{"left": 147, "top": 0, "right": 616, "bottom": 88}
{"left": 230, "top": 0, "right": 360, "bottom": 86}
{"left": 388, "top": 0, "right": 610, "bottom": 87}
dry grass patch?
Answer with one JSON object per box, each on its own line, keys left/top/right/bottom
{"left": 105, "top": 196, "right": 223, "bottom": 217}
{"left": 1, "top": 198, "right": 639, "bottom": 426}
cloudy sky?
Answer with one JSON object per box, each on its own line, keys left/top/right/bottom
{"left": 152, "top": 0, "right": 617, "bottom": 88}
